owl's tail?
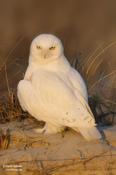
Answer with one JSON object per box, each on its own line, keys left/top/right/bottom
{"left": 75, "top": 126, "right": 102, "bottom": 141}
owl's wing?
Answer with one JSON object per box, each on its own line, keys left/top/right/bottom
{"left": 68, "top": 68, "right": 94, "bottom": 118}
{"left": 32, "top": 70, "right": 94, "bottom": 120}
{"left": 68, "top": 68, "right": 88, "bottom": 101}
{"left": 32, "top": 70, "right": 101, "bottom": 141}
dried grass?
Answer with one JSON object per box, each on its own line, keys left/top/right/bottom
{"left": 0, "top": 65, "right": 44, "bottom": 127}
{"left": 74, "top": 41, "right": 116, "bottom": 125}
{"left": 0, "top": 129, "right": 10, "bottom": 150}
{"left": 85, "top": 41, "right": 116, "bottom": 78}
{"left": 90, "top": 70, "right": 116, "bottom": 89}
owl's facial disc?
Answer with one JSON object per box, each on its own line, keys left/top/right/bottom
{"left": 36, "top": 44, "right": 56, "bottom": 59}
{"left": 30, "top": 34, "right": 64, "bottom": 64}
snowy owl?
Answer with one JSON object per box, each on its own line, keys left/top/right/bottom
{"left": 17, "top": 34, "right": 102, "bottom": 141}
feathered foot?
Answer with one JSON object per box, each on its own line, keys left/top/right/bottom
{"left": 33, "top": 123, "right": 64, "bottom": 135}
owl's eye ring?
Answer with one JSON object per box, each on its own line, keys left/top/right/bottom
{"left": 49, "top": 46, "right": 55, "bottom": 50}
{"left": 36, "top": 45, "right": 41, "bottom": 50}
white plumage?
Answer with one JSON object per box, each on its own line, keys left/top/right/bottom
{"left": 17, "top": 34, "right": 102, "bottom": 141}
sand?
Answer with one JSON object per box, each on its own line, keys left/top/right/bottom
{"left": 0, "top": 121, "right": 116, "bottom": 175}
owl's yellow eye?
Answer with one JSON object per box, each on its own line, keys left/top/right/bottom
{"left": 36, "top": 45, "right": 41, "bottom": 50}
{"left": 49, "top": 46, "right": 55, "bottom": 50}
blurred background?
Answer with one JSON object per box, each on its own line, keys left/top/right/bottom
{"left": 0, "top": 0, "right": 116, "bottom": 124}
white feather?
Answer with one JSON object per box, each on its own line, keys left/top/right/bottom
{"left": 17, "top": 34, "right": 102, "bottom": 141}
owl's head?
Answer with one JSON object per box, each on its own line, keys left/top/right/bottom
{"left": 30, "top": 34, "right": 64, "bottom": 64}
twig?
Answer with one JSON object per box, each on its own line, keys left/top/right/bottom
{"left": 4, "top": 64, "right": 11, "bottom": 100}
